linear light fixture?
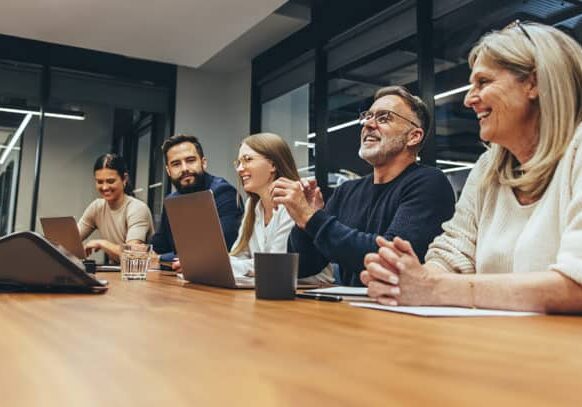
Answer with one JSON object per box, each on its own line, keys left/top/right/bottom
{"left": 0, "top": 106, "right": 85, "bottom": 121}
{"left": 442, "top": 165, "right": 474, "bottom": 174}
{"left": 306, "top": 119, "right": 361, "bottom": 140}
{"left": 434, "top": 84, "right": 471, "bottom": 101}
{"left": 0, "top": 114, "right": 33, "bottom": 165}
{"left": 294, "top": 141, "right": 315, "bottom": 148}
{"left": 328, "top": 119, "right": 361, "bottom": 133}
{"left": 297, "top": 165, "right": 315, "bottom": 173}
{"left": 304, "top": 86, "right": 472, "bottom": 140}
{"left": 436, "top": 158, "right": 475, "bottom": 167}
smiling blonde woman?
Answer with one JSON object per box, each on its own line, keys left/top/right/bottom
{"left": 361, "top": 22, "right": 582, "bottom": 312}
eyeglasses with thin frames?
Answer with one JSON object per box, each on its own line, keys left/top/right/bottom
{"left": 233, "top": 154, "right": 267, "bottom": 170}
{"left": 359, "top": 109, "right": 420, "bottom": 129}
{"left": 504, "top": 19, "right": 533, "bottom": 44}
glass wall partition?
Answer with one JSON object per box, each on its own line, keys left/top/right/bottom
{"left": 253, "top": 0, "right": 582, "bottom": 197}
{"left": 322, "top": 0, "right": 418, "bottom": 187}
{"left": 0, "top": 35, "right": 175, "bottom": 237}
{"left": 0, "top": 61, "right": 42, "bottom": 235}
{"left": 431, "top": 0, "right": 582, "bottom": 197}
{"left": 259, "top": 51, "right": 315, "bottom": 179}
{"left": 30, "top": 68, "right": 171, "bottom": 233}
{"left": 261, "top": 83, "right": 313, "bottom": 176}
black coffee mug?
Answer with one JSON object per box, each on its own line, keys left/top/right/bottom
{"left": 254, "top": 253, "right": 298, "bottom": 300}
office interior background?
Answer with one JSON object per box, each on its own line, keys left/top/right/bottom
{"left": 0, "top": 0, "right": 581, "bottom": 238}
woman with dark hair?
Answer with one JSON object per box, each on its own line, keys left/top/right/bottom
{"left": 78, "top": 153, "right": 154, "bottom": 262}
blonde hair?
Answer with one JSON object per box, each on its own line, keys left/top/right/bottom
{"left": 230, "top": 133, "right": 300, "bottom": 256}
{"left": 468, "top": 22, "right": 582, "bottom": 199}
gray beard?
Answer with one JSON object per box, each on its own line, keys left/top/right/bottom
{"left": 358, "top": 145, "right": 394, "bottom": 166}
{"left": 358, "top": 134, "right": 408, "bottom": 166}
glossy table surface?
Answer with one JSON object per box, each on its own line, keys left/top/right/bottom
{"left": 0, "top": 272, "right": 581, "bottom": 406}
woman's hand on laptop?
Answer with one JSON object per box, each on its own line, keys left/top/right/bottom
{"left": 84, "top": 239, "right": 103, "bottom": 256}
{"left": 172, "top": 259, "right": 183, "bottom": 273}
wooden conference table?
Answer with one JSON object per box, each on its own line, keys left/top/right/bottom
{"left": 0, "top": 272, "right": 581, "bottom": 406}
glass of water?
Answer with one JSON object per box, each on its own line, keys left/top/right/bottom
{"left": 120, "top": 243, "right": 152, "bottom": 281}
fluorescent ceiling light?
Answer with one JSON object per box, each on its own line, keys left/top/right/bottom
{"left": 304, "top": 85, "right": 472, "bottom": 141}
{"left": 297, "top": 165, "right": 315, "bottom": 173}
{"left": 442, "top": 165, "right": 474, "bottom": 174}
{"left": 0, "top": 114, "right": 33, "bottom": 165}
{"left": 328, "top": 119, "right": 361, "bottom": 133}
{"left": 0, "top": 106, "right": 85, "bottom": 121}
{"left": 434, "top": 84, "right": 471, "bottom": 101}
{"left": 294, "top": 141, "right": 315, "bottom": 148}
{"left": 307, "top": 119, "right": 362, "bottom": 140}
{"left": 436, "top": 158, "right": 475, "bottom": 167}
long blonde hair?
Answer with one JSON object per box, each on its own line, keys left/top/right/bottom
{"left": 230, "top": 133, "right": 300, "bottom": 256}
{"left": 468, "top": 22, "right": 582, "bottom": 199}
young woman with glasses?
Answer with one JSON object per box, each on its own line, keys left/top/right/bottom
{"left": 229, "top": 133, "right": 333, "bottom": 283}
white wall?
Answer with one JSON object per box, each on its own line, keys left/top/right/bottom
{"left": 174, "top": 66, "right": 251, "bottom": 187}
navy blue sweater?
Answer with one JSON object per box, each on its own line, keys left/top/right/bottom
{"left": 288, "top": 164, "right": 456, "bottom": 286}
{"left": 151, "top": 172, "right": 242, "bottom": 260}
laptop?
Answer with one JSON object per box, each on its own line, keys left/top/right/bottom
{"left": 40, "top": 216, "right": 120, "bottom": 271}
{"left": 164, "top": 191, "right": 254, "bottom": 288}
{"left": 0, "top": 231, "right": 108, "bottom": 292}
{"left": 40, "top": 216, "right": 86, "bottom": 259}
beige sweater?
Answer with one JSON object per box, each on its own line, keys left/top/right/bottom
{"left": 426, "top": 125, "right": 582, "bottom": 285}
{"left": 78, "top": 195, "right": 154, "bottom": 245}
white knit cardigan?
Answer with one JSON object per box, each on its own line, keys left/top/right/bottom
{"left": 426, "top": 124, "right": 582, "bottom": 285}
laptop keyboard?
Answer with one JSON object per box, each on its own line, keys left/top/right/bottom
{"left": 235, "top": 275, "right": 255, "bottom": 287}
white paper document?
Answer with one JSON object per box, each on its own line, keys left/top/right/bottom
{"left": 350, "top": 302, "right": 541, "bottom": 317}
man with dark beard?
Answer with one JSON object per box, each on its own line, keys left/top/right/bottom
{"left": 151, "top": 134, "right": 242, "bottom": 261}
{"left": 271, "top": 86, "right": 455, "bottom": 286}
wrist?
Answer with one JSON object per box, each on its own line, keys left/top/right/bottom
{"left": 297, "top": 207, "right": 316, "bottom": 229}
{"left": 426, "top": 269, "right": 446, "bottom": 305}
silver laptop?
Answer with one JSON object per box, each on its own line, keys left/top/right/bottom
{"left": 164, "top": 191, "right": 254, "bottom": 289}
{"left": 40, "top": 216, "right": 86, "bottom": 259}
{"left": 40, "top": 216, "right": 120, "bottom": 271}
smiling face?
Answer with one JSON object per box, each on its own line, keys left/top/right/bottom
{"left": 358, "top": 95, "right": 417, "bottom": 166}
{"left": 94, "top": 168, "right": 126, "bottom": 204}
{"left": 236, "top": 143, "right": 276, "bottom": 196}
{"left": 165, "top": 142, "right": 207, "bottom": 193}
{"left": 464, "top": 56, "right": 539, "bottom": 148}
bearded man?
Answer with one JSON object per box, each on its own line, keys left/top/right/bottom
{"left": 151, "top": 134, "right": 242, "bottom": 260}
{"left": 271, "top": 86, "right": 456, "bottom": 286}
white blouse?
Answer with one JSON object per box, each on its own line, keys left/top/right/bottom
{"left": 229, "top": 199, "right": 334, "bottom": 284}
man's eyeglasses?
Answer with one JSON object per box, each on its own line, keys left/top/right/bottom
{"left": 504, "top": 19, "right": 533, "bottom": 44}
{"left": 359, "top": 109, "right": 420, "bottom": 128}
{"left": 233, "top": 154, "right": 266, "bottom": 169}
